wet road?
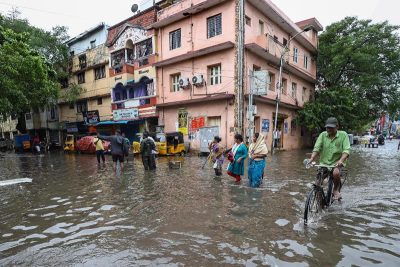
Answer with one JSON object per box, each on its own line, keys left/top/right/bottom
{"left": 0, "top": 141, "right": 399, "bottom": 266}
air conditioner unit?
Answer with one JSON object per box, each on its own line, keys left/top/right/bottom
{"left": 192, "top": 74, "right": 204, "bottom": 86}
{"left": 178, "top": 77, "right": 190, "bottom": 89}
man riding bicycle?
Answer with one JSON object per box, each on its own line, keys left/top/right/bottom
{"left": 308, "top": 117, "right": 351, "bottom": 200}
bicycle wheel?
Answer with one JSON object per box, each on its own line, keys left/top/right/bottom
{"left": 326, "top": 177, "right": 334, "bottom": 206}
{"left": 304, "top": 188, "right": 323, "bottom": 224}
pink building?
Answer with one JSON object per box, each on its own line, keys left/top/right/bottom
{"left": 152, "top": 0, "right": 322, "bottom": 150}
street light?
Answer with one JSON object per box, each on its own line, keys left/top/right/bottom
{"left": 271, "top": 26, "right": 313, "bottom": 154}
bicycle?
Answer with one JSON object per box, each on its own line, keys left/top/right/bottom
{"left": 303, "top": 161, "right": 348, "bottom": 224}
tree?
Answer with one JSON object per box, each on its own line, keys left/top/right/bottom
{"left": 0, "top": 10, "right": 70, "bottom": 85}
{"left": 298, "top": 17, "right": 400, "bottom": 133}
{"left": 0, "top": 26, "right": 58, "bottom": 115}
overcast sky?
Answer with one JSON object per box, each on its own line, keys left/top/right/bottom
{"left": 0, "top": 0, "right": 398, "bottom": 37}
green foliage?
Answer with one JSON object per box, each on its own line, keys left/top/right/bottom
{"left": 63, "top": 83, "right": 86, "bottom": 104}
{"left": 0, "top": 10, "right": 70, "bottom": 83}
{"left": 0, "top": 10, "right": 69, "bottom": 116}
{"left": 298, "top": 17, "right": 400, "bottom": 133}
{"left": 0, "top": 26, "right": 59, "bottom": 115}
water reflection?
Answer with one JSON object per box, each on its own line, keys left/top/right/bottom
{"left": 0, "top": 142, "right": 399, "bottom": 265}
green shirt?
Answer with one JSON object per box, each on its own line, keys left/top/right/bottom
{"left": 313, "top": 130, "right": 351, "bottom": 166}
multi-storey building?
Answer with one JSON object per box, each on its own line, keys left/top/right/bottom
{"left": 59, "top": 23, "right": 111, "bottom": 139}
{"left": 105, "top": 6, "right": 158, "bottom": 141}
{"left": 0, "top": 116, "right": 18, "bottom": 139}
{"left": 152, "top": 0, "right": 322, "bottom": 150}
{"left": 24, "top": 105, "right": 60, "bottom": 142}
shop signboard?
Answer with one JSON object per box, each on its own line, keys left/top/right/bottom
{"left": 124, "top": 100, "right": 141, "bottom": 108}
{"left": 83, "top": 110, "right": 100, "bottom": 124}
{"left": 66, "top": 122, "right": 78, "bottom": 133}
{"left": 113, "top": 108, "right": 139, "bottom": 121}
{"left": 190, "top": 116, "right": 206, "bottom": 131}
{"left": 261, "top": 119, "right": 269, "bottom": 132}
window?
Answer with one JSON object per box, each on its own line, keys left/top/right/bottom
{"left": 25, "top": 113, "right": 32, "bottom": 120}
{"left": 207, "top": 14, "right": 222, "bottom": 38}
{"left": 90, "top": 40, "right": 96, "bottom": 49}
{"left": 94, "top": 66, "right": 106, "bottom": 80}
{"left": 302, "top": 87, "right": 307, "bottom": 102}
{"left": 304, "top": 55, "right": 309, "bottom": 69}
{"left": 269, "top": 73, "right": 275, "bottom": 91}
{"left": 209, "top": 64, "right": 221, "bottom": 85}
{"left": 136, "top": 38, "right": 153, "bottom": 58}
{"left": 97, "top": 98, "right": 103, "bottom": 105}
{"left": 79, "top": 54, "right": 87, "bottom": 69}
{"left": 50, "top": 106, "right": 56, "bottom": 120}
{"left": 76, "top": 101, "right": 87, "bottom": 114}
{"left": 69, "top": 103, "right": 74, "bottom": 109}
{"left": 169, "top": 29, "right": 181, "bottom": 50}
{"left": 207, "top": 116, "right": 221, "bottom": 127}
{"left": 291, "top": 82, "right": 297, "bottom": 99}
{"left": 258, "top": 20, "right": 264, "bottom": 35}
{"left": 293, "top": 47, "right": 298, "bottom": 63}
{"left": 282, "top": 78, "right": 287, "bottom": 95}
{"left": 283, "top": 38, "right": 287, "bottom": 46}
{"left": 60, "top": 78, "right": 68, "bottom": 89}
{"left": 171, "top": 73, "right": 181, "bottom": 92}
{"left": 77, "top": 72, "right": 85, "bottom": 84}
{"left": 245, "top": 16, "right": 251, "bottom": 26}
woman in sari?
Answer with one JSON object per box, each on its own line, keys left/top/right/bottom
{"left": 248, "top": 133, "right": 268, "bottom": 188}
{"left": 227, "top": 134, "right": 248, "bottom": 183}
{"left": 209, "top": 136, "right": 225, "bottom": 176}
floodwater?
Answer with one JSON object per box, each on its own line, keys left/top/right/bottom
{"left": 0, "top": 141, "right": 399, "bottom": 266}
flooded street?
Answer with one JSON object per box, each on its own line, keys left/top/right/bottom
{"left": 1, "top": 141, "right": 399, "bottom": 266}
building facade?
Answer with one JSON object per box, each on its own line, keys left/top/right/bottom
{"left": 104, "top": 6, "right": 158, "bottom": 141}
{"left": 0, "top": 116, "right": 18, "bottom": 139}
{"left": 152, "top": 0, "right": 322, "bottom": 150}
{"left": 24, "top": 105, "right": 60, "bottom": 143}
{"left": 59, "top": 23, "right": 111, "bottom": 139}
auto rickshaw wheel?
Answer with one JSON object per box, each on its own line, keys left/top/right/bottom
{"left": 180, "top": 151, "right": 185, "bottom": 156}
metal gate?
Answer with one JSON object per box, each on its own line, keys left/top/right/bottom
{"left": 199, "top": 126, "right": 219, "bottom": 153}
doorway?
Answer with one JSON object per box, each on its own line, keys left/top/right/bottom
{"left": 272, "top": 113, "right": 288, "bottom": 149}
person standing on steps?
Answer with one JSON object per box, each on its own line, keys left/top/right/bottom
{"left": 227, "top": 133, "right": 248, "bottom": 183}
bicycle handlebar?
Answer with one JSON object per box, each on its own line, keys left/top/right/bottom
{"left": 303, "top": 159, "right": 338, "bottom": 169}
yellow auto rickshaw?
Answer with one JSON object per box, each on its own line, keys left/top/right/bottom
{"left": 132, "top": 132, "right": 185, "bottom": 156}
{"left": 64, "top": 134, "right": 75, "bottom": 152}
{"left": 132, "top": 132, "right": 164, "bottom": 154}
{"left": 163, "top": 132, "right": 185, "bottom": 155}
{"left": 63, "top": 134, "right": 84, "bottom": 152}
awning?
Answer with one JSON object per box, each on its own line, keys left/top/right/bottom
{"left": 96, "top": 120, "right": 129, "bottom": 125}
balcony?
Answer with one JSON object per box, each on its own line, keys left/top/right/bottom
{"left": 152, "top": 0, "right": 229, "bottom": 29}
{"left": 245, "top": 34, "right": 316, "bottom": 83}
{"left": 111, "top": 77, "right": 156, "bottom": 113}
{"left": 71, "top": 45, "right": 109, "bottom": 73}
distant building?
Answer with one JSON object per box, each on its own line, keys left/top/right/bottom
{"left": 104, "top": 6, "right": 158, "bottom": 141}
{"left": 0, "top": 115, "right": 18, "bottom": 139}
{"left": 152, "top": 0, "right": 322, "bottom": 150}
{"left": 59, "top": 23, "right": 110, "bottom": 140}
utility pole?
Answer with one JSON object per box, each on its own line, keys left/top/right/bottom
{"left": 271, "top": 26, "right": 312, "bottom": 154}
{"left": 248, "top": 70, "right": 255, "bottom": 142}
{"left": 234, "top": 0, "right": 245, "bottom": 135}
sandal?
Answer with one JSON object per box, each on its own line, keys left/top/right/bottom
{"left": 332, "top": 192, "right": 342, "bottom": 201}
